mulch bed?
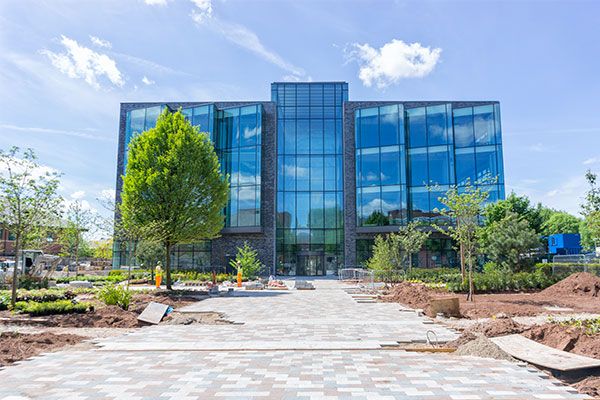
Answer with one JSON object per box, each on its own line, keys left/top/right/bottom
{"left": 0, "top": 332, "right": 87, "bottom": 366}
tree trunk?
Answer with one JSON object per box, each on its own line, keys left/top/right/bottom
{"left": 467, "top": 253, "right": 474, "bottom": 302}
{"left": 11, "top": 235, "right": 20, "bottom": 307}
{"left": 408, "top": 253, "right": 413, "bottom": 275}
{"left": 75, "top": 236, "right": 79, "bottom": 277}
{"left": 460, "top": 243, "right": 465, "bottom": 280}
{"left": 127, "top": 241, "right": 132, "bottom": 291}
{"left": 165, "top": 242, "right": 172, "bottom": 290}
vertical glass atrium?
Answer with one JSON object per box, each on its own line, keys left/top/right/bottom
{"left": 273, "top": 83, "right": 347, "bottom": 276}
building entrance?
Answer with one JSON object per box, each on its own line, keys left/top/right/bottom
{"left": 296, "top": 251, "right": 325, "bottom": 276}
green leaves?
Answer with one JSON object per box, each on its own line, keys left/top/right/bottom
{"left": 229, "top": 241, "right": 265, "bottom": 279}
{"left": 121, "top": 108, "right": 230, "bottom": 288}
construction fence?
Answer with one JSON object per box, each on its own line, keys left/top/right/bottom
{"left": 552, "top": 254, "right": 600, "bottom": 276}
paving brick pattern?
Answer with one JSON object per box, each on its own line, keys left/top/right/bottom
{"left": 0, "top": 278, "right": 590, "bottom": 399}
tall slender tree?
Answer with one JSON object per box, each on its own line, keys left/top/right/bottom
{"left": 398, "top": 221, "right": 431, "bottom": 274}
{"left": 121, "top": 109, "right": 229, "bottom": 289}
{"left": 0, "top": 147, "right": 62, "bottom": 306}
{"left": 431, "top": 179, "right": 491, "bottom": 301}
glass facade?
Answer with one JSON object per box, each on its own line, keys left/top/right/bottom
{"left": 355, "top": 102, "right": 504, "bottom": 227}
{"left": 355, "top": 105, "right": 407, "bottom": 226}
{"left": 273, "top": 83, "right": 347, "bottom": 275}
{"left": 116, "top": 83, "right": 506, "bottom": 274}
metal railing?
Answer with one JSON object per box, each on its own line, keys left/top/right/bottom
{"left": 552, "top": 254, "right": 600, "bottom": 276}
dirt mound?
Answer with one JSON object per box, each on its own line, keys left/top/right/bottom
{"left": 573, "top": 376, "right": 600, "bottom": 398}
{"left": 382, "top": 282, "right": 442, "bottom": 315}
{"left": 48, "top": 306, "right": 140, "bottom": 328}
{"left": 446, "top": 318, "right": 524, "bottom": 348}
{"left": 522, "top": 323, "right": 600, "bottom": 360}
{"left": 0, "top": 332, "right": 86, "bottom": 366}
{"left": 132, "top": 293, "right": 198, "bottom": 310}
{"left": 454, "top": 335, "right": 516, "bottom": 361}
{"left": 541, "top": 272, "right": 600, "bottom": 297}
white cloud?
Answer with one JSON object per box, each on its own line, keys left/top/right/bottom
{"left": 101, "top": 188, "right": 116, "bottom": 201}
{"left": 190, "top": 0, "right": 306, "bottom": 80}
{"left": 346, "top": 39, "right": 441, "bottom": 88}
{"left": 0, "top": 123, "right": 114, "bottom": 142}
{"left": 89, "top": 35, "right": 112, "bottom": 49}
{"left": 71, "top": 190, "right": 85, "bottom": 199}
{"left": 141, "top": 76, "right": 155, "bottom": 85}
{"left": 584, "top": 157, "right": 600, "bottom": 165}
{"left": 145, "top": 0, "right": 171, "bottom": 5}
{"left": 41, "top": 35, "right": 125, "bottom": 89}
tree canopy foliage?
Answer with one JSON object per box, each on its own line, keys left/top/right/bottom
{"left": 0, "top": 147, "right": 62, "bottom": 306}
{"left": 483, "top": 211, "right": 541, "bottom": 271}
{"left": 541, "top": 212, "right": 581, "bottom": 236}
{"left": 483, "top": 192, "right": 552, "bottom": 234}
{"left": 121, "top": 108, "right": 229, "bottom": 289}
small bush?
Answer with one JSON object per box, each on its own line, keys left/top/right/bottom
{"left": 98, "top": 284, "right": 131, "bottom": 310}
{"left": 18, "top": 277, "right": 49, "bottom": 290}
{"left": 13, "top": 300, "right": 91, "bottom": 316}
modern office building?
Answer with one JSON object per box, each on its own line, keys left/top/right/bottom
{"left": 114, "top": 82, "right": 504, "bottom": 275}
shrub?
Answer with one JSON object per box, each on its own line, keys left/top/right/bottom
{"left": 98, "top": 284, "right": 131, "bottom": 310}
{"left": 229, "top": 242, "right": 265, "bottom": 279}
{"left": 18, "top": 277, "right": 49, "bottom": 290}
{"left": 13, "top": 300, "right": 91, "bottom": 316}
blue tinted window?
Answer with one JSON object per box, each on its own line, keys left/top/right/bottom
{"left": 324, "top": 120, "right": 335, "bottom": 154}
{"left": 379, "top": 105, "right": 399, "bottom": 146}
{"left": 296, "top": 156, "right": 309, "bottom": 191}
{"left": 238, "top": 186, "right": 256, "bottom": 226}
{"left": 310, "top": 192, "right": 324, "bottom": 228}
{"left": 310, "top": 119, "right": 323, "bottom": 154}
{"left": 296, "top": 192, "right": 310, "bottom": 228}
{"left": 336, "top": 155, "right": 343, "bottom": 191}
{"left": 297, "top": 120, "right": 309, "bottom": 154}
{"left": 382, "top": 185, "right": 402, "bottom": 225}
{"left": 361, "top": 148, "right": 380, "bottom": 187}
{"left": 324, "top": 156, "right": 336, "bottom": 190}
{"left": 193, "top": 106, "right": 210, "bottom": 132}
{"left": 130, "top": 108, "right": 145, "bottom": 136}
{"left": 494, "top": 104, "right": 502, "bottom": 144}
{"left": 284, "top": 192, "right": 295, "bottom": 228}
{"left": 278, "top": 120, "right": 284, "bottom": 155}
{"left": 497, "top": 145, "right": 505, "bottom": 184}
{"left": 335, "top": 120, "right": 343, "bottom": 154}
{"left": 455, "top": 148, "right": 475, "bottom": 186}
{"left": 284, "top": 120, "right": 295, "bottom": 154}
{"left": 145, "top": 106, "right": 161, "bottom": 131}
{"left": 324, "top": 192, "right": 337, "bottom": 228}
{"left": 476, "top": 145, "right": 498, "bottom": 183}
{"left": 240, "top": 105, "right": 258, "bottom": 147}
{"left": 360, "top": 108, "right": 379, "bottom": 148}
{"left": 228, "top": 187, "right": 238, "bottom": 227}
{"left": 453, "top": 107, "right": 474, "bottom": 147}
{"left": 361, "top": 187, "right": 381, "bottom": 226}
{"left": 181, "top": 108, "right": 193, "bottom": 123}
{"left": 407, "top": 107, "right": 426, "bottom": 148}
{"left": 426, "top": 105, "right": 447, "bottom": 146}
{"left": 428, "top": 146, "right": 450, "bottom": 185}
{"left": 409, "top": 148, "right": 428, "bottom": 186}
{"left": 297, "top": 85, "right": 309, "bottom": 106}
{"left": 310, "top": 85, "right": 323, "bottom": 106}
{"left": 410, "top": 188, "right": 429, "bottom": 223}
{"left": 430, "top": 189, "right": 450, "bottom": 224}
{"left": 310, "top": 156, "right": 324, "bottom": 191}
{"left": 474, "top": 105, "right": 494, "bottom": 146}
{"left": 380, "top": 146, "right": 400, "bottom": 185}
{"left": 239, "top": 147, "right": 256, "bottom": 185}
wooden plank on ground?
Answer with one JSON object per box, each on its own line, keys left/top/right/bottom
{"left": 138, "top": 301, "right": 169, "bottom": 325}
{"left": 490, "top": 334, "right": 600, "bottom": 371}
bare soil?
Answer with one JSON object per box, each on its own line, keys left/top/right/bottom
{"left": 380, "top": 282, "right": 446, "bottom": 316}
{"left": 0, "top": 332, "right": 87, "bottom": 366}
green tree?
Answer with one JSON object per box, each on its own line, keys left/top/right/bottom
{"left": 0, "top": 147, "right": 62, "bottom": 306}
{"left": 364, "top": 210, "right": 389, "bottom": 226}
{"left": 581, "top": 170, "right": 600, "bottom": 244}
{"left": 398, "top": 221, "right": 431, "bottom": 273}
{"left": 541, "top": 212, "right": 581, "bottom": 236}
{"left": 483, "top": 192, "right": 550, "bottom": 234}
{"left": 121, "top": 109, "right": 229, "bottom": 289}
{"left": 136, "top": 240, "right": 165, "bottom": 282}
{"left": 229, "top": 241, "right": 265, "bottom": 279}
{"left": 366, "top": 234, "right": 395, "bottom": 271}
{"left": 484, "top": 212, "right": 541, "bottom": 272}
{"left": 431, "top": 179, "right": 491, "bottom": 301}
{"left": 58, "top": 200, "right": 95, "bottom": 276}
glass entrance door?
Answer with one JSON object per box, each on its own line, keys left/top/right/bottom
{"left": 296, "top": 252, "right": 325, "bottom": 276}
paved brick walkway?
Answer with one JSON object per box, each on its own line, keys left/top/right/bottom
{"left": 0, "top": 278, "right": 590, "bottom": 399}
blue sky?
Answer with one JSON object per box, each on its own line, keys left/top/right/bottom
{"left": 1, "top": 0, "right": 599, "bottom": 224}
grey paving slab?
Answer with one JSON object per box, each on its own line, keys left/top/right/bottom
{"left": 0, "top": 278, "right": 591, "bottom": 399}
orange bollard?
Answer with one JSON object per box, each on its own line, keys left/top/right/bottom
{"left": 237, "top": 270, "right": 242, "bottom": 287}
